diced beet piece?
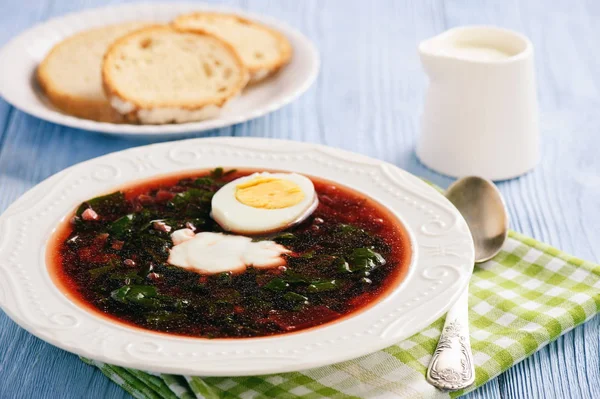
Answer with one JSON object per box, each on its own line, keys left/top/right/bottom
{"left": 77, "top": 247, "right": 95, "bottom": 262}
{"left": 268, "top": 306, "right": 340, "bottom": 331}
{"left": 148, "top": 272, "right": 161, "bottom": 281}
{"left": 81, "top": 208, "right": 99, "bottom": 221}
{"left": 153, "top": 221, "right": 172, "bottom": 233}
{"left": 170, "top": 185, "right": 187, "bottom": 193}
{"left": 155, "top": 190, "right": 175, "bottom": 202}
{"left": 95, "top": 233, "right": 109, "bottom": 244}
{"left": 138, "top": 194, "right": 154, "bottom": 205}
{"left": 234, "top": 305, "right": 244, "bottom": 314}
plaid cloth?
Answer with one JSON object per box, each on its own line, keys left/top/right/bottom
{"left": 82, "top": 230, "right": 600, "bottom": 398}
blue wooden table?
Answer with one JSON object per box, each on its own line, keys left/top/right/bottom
{"left": 1, "top": 0, "right": 599, "bottom": 398}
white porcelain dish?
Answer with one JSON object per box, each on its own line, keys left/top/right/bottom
{"left": 0, "top": 138, "right": 474, "bottom": 376}
{"left": 0, "top": 3, "right": 319, "bottom": 137}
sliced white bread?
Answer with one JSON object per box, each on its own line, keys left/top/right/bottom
{"left": 173, "top": 12, "right": 292, "bottom": 83}
{"left": 102, "top": 26, "right": 249, "bottom": 124}
{"left": 37, "top": 22, "right": 150, "bottom": 123}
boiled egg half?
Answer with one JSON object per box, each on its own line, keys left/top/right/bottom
{"left": 211, "top": 172, "right": 318, "bottom": 234}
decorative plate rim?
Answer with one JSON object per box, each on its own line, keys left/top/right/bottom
{"left": 0, "top": 137, "right": 474, "bottom": 376}
{"left": 0, "top": 2, "right": 320, "bottom": 137}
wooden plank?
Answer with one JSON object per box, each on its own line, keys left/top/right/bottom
{"left": 0, "top": 0, "right": 52, "bottom": 184}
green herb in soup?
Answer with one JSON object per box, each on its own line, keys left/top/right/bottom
{"left": 49, "top": 168, "right": 410, "bottom": 338}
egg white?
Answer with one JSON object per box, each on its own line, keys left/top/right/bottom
{"left": 211, "top": 172, "right": 318, "bottom": 234}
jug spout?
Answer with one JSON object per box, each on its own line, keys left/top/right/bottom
{"left": 419, "top": 26, "right": 532, "bottom": 78}
{"left": 418, "top": 33, "right": 451, "bottom": 78}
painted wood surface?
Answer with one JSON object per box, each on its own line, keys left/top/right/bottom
{"left": 0, "top": 0, "right": 598, "bottom": 398}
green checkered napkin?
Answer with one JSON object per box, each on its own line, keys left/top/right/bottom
{"left": 82, "top": 230, "right": 600, "bottom": 399}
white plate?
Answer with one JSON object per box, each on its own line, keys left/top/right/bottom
{"left": 0, "top": 138, "right": 474, "bottom": 376}
{"left": 0, "top": 3, "right": 319, "bottom": 137}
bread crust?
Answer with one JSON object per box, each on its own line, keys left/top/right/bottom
{"left": 172, "top": 12, "right": 292, "bottom": 83}
{"left": 102, "top": 25, "right": 249, "bottom": 124}
{"left": 37, "top": 70, "right": 124, "bottom": 123}
{"left": 36, "top": 24, "right": 149, "bottom": 123}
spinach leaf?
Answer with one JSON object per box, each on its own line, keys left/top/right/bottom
{"left": 77, "top": 191, "right": 127, "bottom": 217}
{"left": 172, "top": 298, "right": 191, "bottom": 310}
{"left": 264, "top": 278, "right": 289, "bottom": 292}
{"left": 333, "top": 257, "right": 352, "bottom": 274}
{"left": 210, "top": 167, "right": 224, "bottom": 179}
{"left": 110, "top": 285, "right": 160, "bottom": 308}
{"left": 273, "top": 232, "right": 296, "bottom": 243}
{"left": 89, "top": 262, "right": 118, "bottom": 279}
{"left": 110, "top": 285, "right": 132, "bottom": 303}
{"left": 168, "top": 188, "right": 213, "bottom": 217}
{"left": 283, "top": 292, "right": 309, "bottom": 309}
{"left": 127, "top": 285, "right": 157, "bottom": 300}
{"left": 283, "top": 270, "right": 309, "bottom": 284}
{"left": 307, "top": 280, "right": 338, "bottom": 293}
{"left": 194, "top": 177, "right": 215, "bottom": 186}
{"left": 169, "top": 188, "right": 210, "bottom": 207}
{"left": 216, "top": 272, "right": 233, "bottom": 284}
{"left": 261, "top": 270, "right": 315, "bottom": 296}
{"left": 210, "top": 166, "right": 238, "bottom": 179}
{"left": 332, "top": 224, "right": 376, "bottom": 247}
{"left": 338, "top": 224, "right": 362, "bottom": 235}
{"left": 109, "top": 214, "right": 135, "bottom": 238}
{"left": 348, "top": 247, "right": 386, "bottom": 272}
{"left": 195, "top": 168, "right": 236, "bottom": 185}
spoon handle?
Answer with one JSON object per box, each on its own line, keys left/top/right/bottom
{"left": 426, "top": 288, "right": 475, "bottom": 391}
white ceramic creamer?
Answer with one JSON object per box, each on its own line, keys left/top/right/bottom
{"left": 417, "top": 26, "right": 539, "bottom": 180}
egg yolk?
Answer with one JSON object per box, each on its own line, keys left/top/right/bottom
{"left": 235, "top": 177, "right": 304, "bottom": 209}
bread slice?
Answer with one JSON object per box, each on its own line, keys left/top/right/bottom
{"left": 102, "top": 26, "right": 249, "bottom": 124}
{"left": 173, "top": 12, "right": 292, "bottom": 83}
{"left": 37, "top": 22, "right": 150, "bottom": 123}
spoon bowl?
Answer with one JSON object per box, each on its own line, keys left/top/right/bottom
{"left": 446, "top": 176, "right": 509, "bottom": 263}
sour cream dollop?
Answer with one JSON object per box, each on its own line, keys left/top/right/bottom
{"left": 167, "top": 229, "right": 291, "bottom": 274}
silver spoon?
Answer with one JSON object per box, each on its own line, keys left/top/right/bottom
{"left": 426, "top": 176, "right": 509, "bottom": 391}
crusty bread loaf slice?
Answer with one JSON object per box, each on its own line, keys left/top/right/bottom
{"left": 102, "top": 26, "right": 249, "bottom": 124}
{"left": 37, "top": 22, "right": 150, "bottom": 123}
{"left": 173, "top": 12, "right": 292, "bottom": 83}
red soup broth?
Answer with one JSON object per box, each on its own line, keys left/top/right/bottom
{"left": 47, "top": 169, "right": 412, "bottom": 338}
